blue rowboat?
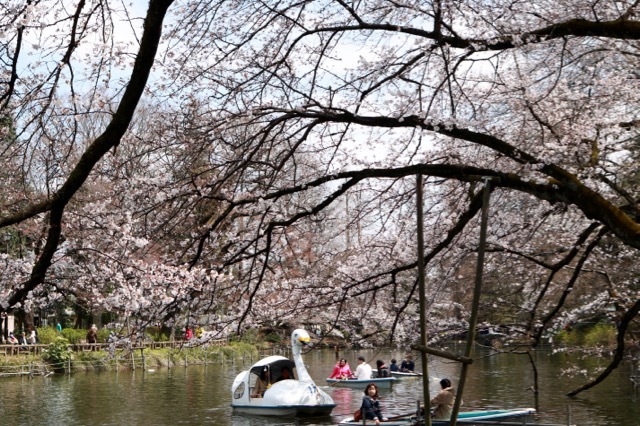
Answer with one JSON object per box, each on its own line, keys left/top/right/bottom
{"left": 326, "top": 377, "right": 396, "bottom": 389}
{"left": 338, "top": 407, "right": 537, "bottom": 425}
{"left": 390, "top": 371, "right": 423, "bottom": 378}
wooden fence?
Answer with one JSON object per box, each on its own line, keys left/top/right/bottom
{"left": 0, "top": 338, "right": 229, "bottom": 356}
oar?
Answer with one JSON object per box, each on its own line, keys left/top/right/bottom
{"left": 385, "top": 412, "right": 416, "bottom": 421}
{"left": 329, "top": 375, "right": 352, "bottom": 387}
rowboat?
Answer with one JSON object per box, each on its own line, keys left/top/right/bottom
{"left": 390, "top": 371, "right": 422, "bottom": 378}
{"left": 339, "top": 416, "right": 415, "bottom": 425}
{"left": 231, "top": 329, "right": 336, "bottom": 417}
{"left": 338, "top": 407, "right": 536, "bottom": 425}
{"left": 326, "top": 376, "right": 396, "bottom": 389}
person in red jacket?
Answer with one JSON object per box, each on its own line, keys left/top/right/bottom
{"left": 329, "top": 358, "right": 352, "bottom": 379}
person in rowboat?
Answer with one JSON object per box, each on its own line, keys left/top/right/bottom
{"left": 354, "top": 356, "right": 373, "bottom": 380}
{"left": 376, "top": 360, "right": 391, "bottom": 377}
{"left": 361, "top": 383, "right": 388, "bottom": 425}
{"left": 430, "top": 378, "right": 460, "bottom": 420}
{"left": 389, "top": 358, "right": 399, "bottom": 372}
{"left": 329, "top": 358, "right": 353, "bottom": 379}
{"left": 400, "top": 354, "right": 415, "bottom": 372}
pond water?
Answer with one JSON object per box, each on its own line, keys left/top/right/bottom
{"left": 0, "top": 346, "right": 637, "bottom": 425}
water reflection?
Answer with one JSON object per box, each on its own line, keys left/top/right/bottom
{"left": 0, "top": 347, "right": 637, "bottom": 425}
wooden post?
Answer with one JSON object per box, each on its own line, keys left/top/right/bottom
{"left": 416, "top": 173, "right": 432, "bottom": 426}
{"left": 450, "top": 178, "right": 493, "bottom": 425}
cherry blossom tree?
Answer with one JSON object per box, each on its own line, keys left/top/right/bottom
{"left": 1, "top": 0, "right": 639, "bottom": 395}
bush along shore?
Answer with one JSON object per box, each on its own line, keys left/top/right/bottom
{"left": 0, "top": 341, "right": 259, "bottom": 377}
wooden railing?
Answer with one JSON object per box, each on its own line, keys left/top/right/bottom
{"left": 0, "top": 338, "right": 229, "bottom": 356}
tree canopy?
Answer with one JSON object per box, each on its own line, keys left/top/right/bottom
{"left": 1, "top": 0, "right": 639, "bottom": 395}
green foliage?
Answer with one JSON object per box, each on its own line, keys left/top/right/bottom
{"left": 238, "top": 328, "right": 259, "bottom": 344}
{"left": 228, "top": 342, "right": 258, "bottom": 358}
{"left": 583, "top": 323, "right": 616, "bottom": 347}
{"left": 264, "top": 332, "right": 281, "bottom": 343}
{"left": 37, "top": 326, "right": 60, "bottom": 345}
{"left": 61, "top": 328, "right": 87, "bottom": 344}
{"left": 0, "top": 342, "right": 257, "bottom": 373}
{"left": 97, "top": 328, "right": 110, "bottom": 343}
{"left": 555, "top": 323, "right": 616, "bottom": 348}
{"left": 101, "top": 311, "right": 118, "bottom": 326}
{"left": 146, "top": 326, "right": 169, "bottom": 342}
{"left": 43, "top": 338, "right": 74, "bottom": 369}
{"left": 555, "top": 329, "right": 583, "bottom": 346}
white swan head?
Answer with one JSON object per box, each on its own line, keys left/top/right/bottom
{"left": 290, "top": 328, "right": 315, "bottom": 384}
{"left": 291, "top": 328, "right": 311, "bottom": 354}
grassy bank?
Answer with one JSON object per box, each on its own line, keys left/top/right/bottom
{"left": 0, "top": 342, "right": 259, "bottom": 377}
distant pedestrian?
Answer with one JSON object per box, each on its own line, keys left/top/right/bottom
{"left": 86, "top": 326, "right": 98, "bottom": 344}
{"left": 27, "top": 327, "right": 37, "bottom": 344}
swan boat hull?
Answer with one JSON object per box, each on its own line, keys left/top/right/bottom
{"left": 338, "top": 407, "right": 537, "bottom": 425}
{"left": 325, "top": 377, "right": 396, "bottom": 389}
{"left": 231, "top": 330, "right": 336, "bottom": 418}
{"left": 232, "top": 402, "right": 336, "bottom": 417}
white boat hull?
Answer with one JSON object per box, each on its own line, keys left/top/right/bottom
{"left": 232, "top": 403, "right": 337, "bottom": 417}
{"left": 231, "top": 330, "right": 336, "bottom": 419}
{"left": 325, "top": 377, "right": 396, "bottom": 389}
{"left": 390, "top": 371, "right": 423, "bottom": 378}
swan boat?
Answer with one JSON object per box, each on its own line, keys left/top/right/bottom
{"left": 231, "top": 329, "right": 337, "bottom": 417}
{"left": 339, "top": 407, "right": 537, "bottom": 425}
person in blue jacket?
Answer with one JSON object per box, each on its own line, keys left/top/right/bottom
{"left": 361, "top": 383, "right": 388, "bottom": 425}
{"left": 400, "top": 354, "right": 415, "bottom": 372}
{"left": 389, "top": 358, "right": 399, "bottom": 372}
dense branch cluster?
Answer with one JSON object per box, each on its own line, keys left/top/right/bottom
{"left": 0, "top": 0, "right": 639, "bottom": 394}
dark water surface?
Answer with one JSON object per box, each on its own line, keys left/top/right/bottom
{"left": 0, "top": 346, "right": 637, "bottom": 425}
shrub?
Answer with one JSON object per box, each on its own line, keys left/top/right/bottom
{"left": 97, "top": 328, "right": 110, "bottom": 343}
{"left": 555, "top": 329, "right": 583, "bottom": 346}
{"left": 264, "top": 332, "right": 282, "bottom": 343}
{"left": 583, "top": 323, "right": 616, "bottom": 348}
{"left": 239, "top": 328, "right": 259, "bottom": 344}
{"left": 43, "top": 337, "right": 74, "bottom": 370}
{"left": 61, "top": 328, "right": 87, "bottom": 344}
{"left": 554, "top": 323, "right": 616, "bottom": 348}
{"left": 146, "top": 326, "right": 169, "bottom": 342}
{"left": 37, "top": 326, "right": 60, "bottom": 345}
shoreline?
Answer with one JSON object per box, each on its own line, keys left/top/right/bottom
{"left": 0, "top": 342, "right": 259, "bottom": 377}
